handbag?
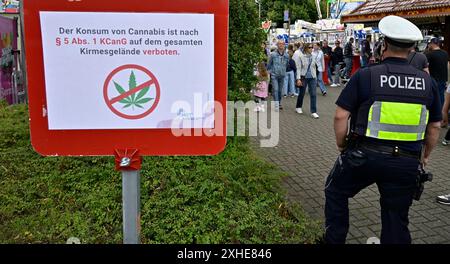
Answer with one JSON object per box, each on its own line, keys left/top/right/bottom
{"left": 305, "top": 57, "right": 313, "bottom": 79}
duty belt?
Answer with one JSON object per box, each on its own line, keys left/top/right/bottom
{"left": 358, "top": 141, "right": 421, "bottom": 159}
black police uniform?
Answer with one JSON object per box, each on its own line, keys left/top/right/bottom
{"left": 325, "top": 57, "right": 442, "bottom": 244}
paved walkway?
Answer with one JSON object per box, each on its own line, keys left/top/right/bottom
{"left": 251, "top": 85, "right": 450, "bottom": 244}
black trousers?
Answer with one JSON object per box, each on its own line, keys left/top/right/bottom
{"left": 324, "top": 147, "right": 419, "bottom": 244}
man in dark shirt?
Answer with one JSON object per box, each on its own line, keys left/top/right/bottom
{"left": 407, "top": 44, "right": 429, "bottom": 73}
{"left": 426, "top": 37, "right": 449, "bottom": 105}
{"left": 360, "top": 35, "right": 372, "bottom": 67}
{"left": 330, "top": 40, "right": 344, "bottom": 87}
{"left": 373, "top": 38, "right": 384, "bottom": 63}
{"left": 342, "top": 37, "right": 354, "bottom": 79}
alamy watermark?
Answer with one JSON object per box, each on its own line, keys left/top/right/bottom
{"left": 169, "top": 93, "right": 279, "bottom": 147}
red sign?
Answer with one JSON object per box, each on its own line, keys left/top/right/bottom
{"left": 23, "top": 0, "right": 228, "bottom": 156}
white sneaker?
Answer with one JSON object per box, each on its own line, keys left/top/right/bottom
{"left": 260, "top": 104, "right": 265, "bottom": 112}
{"left": 443, "top": 139, "right": 449, "bottom": 146}
{"left": 436, "top": 194, "right": 450, "bottom": 205}
{"left": 330, "top": 83, "right": 338, "bottom": 87}
{"left": 311, "top": 113, "right": 319, "bottom": 119}
{"left": 295, "top": 108, "right": 303, "bottom": 114}
{"left": 366, "top": 237, "right": 380, "bottom": 244}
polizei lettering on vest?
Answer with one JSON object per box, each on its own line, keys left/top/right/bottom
{"left": 380, "top": 75, "right": 426, "bottom": 91}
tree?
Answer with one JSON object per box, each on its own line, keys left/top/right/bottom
{"left": 228, "top": 0, "right": 266, "bottom": 100}
{"left": 261, "top": 0, "right": 323, "bottom": 26}
{"left": 227, "top": 0, "right": 323, "bottom": 100}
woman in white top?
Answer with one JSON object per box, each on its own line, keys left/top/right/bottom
{"left": 313, "top": 42, "right": 327, "bottom": 96}
{"left": 294, "top": 43, "right": 320, "bottom": 119}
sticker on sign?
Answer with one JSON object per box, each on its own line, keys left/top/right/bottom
{"left": 40, "top": 11, "right": 214, "bottom": 130}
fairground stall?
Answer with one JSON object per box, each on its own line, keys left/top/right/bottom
{"left": 0, "top": 0, "right": 24, "bottom": 105}
{"left": 341, "top": 0, "right": 450, "bottom": 55}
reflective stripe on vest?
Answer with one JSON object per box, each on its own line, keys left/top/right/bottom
{"left": 366, "top": 101, "right": 429, "bottom": 141}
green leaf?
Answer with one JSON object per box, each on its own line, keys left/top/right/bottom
{"left": 129, "top": 71, "right": 137, "bottom": 103}
{"left": 135, "top": 104, "right": 144, "bottom": 109}
{"left": 119, "top": 98, "right": 131, "bottom": 104}
{"left": 122, "top": 104, "right": 132, "bottom": 109}
{"left": 135, "top": 86, "right": 150, "bottom": 101}
{"left": 113, "top": 81, "right": 126, "bottom": 95}
{"left": 135, "top": 98, "right": 154, "bottom": 104}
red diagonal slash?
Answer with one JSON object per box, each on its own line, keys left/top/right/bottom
{"left": 109, "top": 79, "right": 156, "bottom": 104}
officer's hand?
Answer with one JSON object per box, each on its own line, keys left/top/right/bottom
{"left": 296, "top": 79, "right": 302, "bottom": 87}
{"left": 337, "top": 145, "right": 346, "bottom": 153}
{"left": 422, "top": 157, "right": 429, "bottom": 167}
{"left": 441, "top": 115, "right": 449, "bottom": 128}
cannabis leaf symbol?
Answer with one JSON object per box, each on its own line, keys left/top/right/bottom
{"left": 114, "top": 71, "right": 154, "bottom": 110}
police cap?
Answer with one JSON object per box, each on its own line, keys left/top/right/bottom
{"left": 378, "top": 15, "right": 423, "bottom": 48}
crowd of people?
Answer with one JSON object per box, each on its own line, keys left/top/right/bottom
{"left": 255, "top": 38, "right": 351, "bottom": 118}
{"left": 254, "top": 34, "right": 449, "bottom": 131}
{"left": 256, "top": 33, "right": 450, "bottom": 148}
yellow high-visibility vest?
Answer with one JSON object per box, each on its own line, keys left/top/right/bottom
{"left": 366, "top": 101, "right": 429, "bottom": 141}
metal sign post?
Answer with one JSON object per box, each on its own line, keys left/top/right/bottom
{"left": 115, "top": 149, "right": 142, "bottom": 244}
{"left": 122, "top": 168, "right": 140, "bottom": 244}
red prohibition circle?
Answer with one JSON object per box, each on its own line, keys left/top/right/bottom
{"left": 103, "top": 64, "right": 161, "bottom": 120}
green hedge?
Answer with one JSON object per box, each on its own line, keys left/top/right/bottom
{"left": 0, "top": 103, "right": 322, "bottom": 244}
{"left": 228, "top": 0, "right": 266, "bottom": 101}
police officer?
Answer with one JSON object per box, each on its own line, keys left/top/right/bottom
{"left": 324, "top": 16, "right": 442, "bottom": 244}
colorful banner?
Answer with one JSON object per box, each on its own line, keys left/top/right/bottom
{"left": 330, "top": 1, "right": 365, "bottom": 19}
{"left": 0, "top": 15, "right": 17, "bottom": 104}
{"left": 316, "top": 19, "right": 345, "bottom": 30}
{"left": 284, "top": 10, "right": 289, "bottom": 22}
{"left": 1, "top": 0, "right": 20, "bottom": 13}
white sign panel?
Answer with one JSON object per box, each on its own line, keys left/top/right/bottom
{"left": 40, "top": 12, "right": 214, "bottom": 130}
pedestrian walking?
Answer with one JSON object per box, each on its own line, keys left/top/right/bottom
{"left": 293, "top": 42, "right": 304, "bottom": 96}
{"left": 330, "top": 40, "right": 344, "bottom": 87}
{"left": 426, "top": 37, "right": 449, "bottom": 106}
{"left": 283, "top": 47, "right": 297, "bottom": 97}
{"left": 407, "top": 43, "right": 429, "bottom": 73}
{"left": 313, "top": 42, "right": 327, "bottom": 96}
{"left": 342, "top": 37, "right": 354, "bottom": 80}
{"left": 322, "top": 40, "right": 333, "bottom": 84}
{"left": 252, "top": 62, "right": 269, "bottom": 112}
{"left": 360, "top": 35, "right": 372, "bottom": 67}
{"left": 267, "top": 39, "right": 289, "bottom": 111}
{"left": 294, "top": 43, "right": 320, "bottom": 119}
